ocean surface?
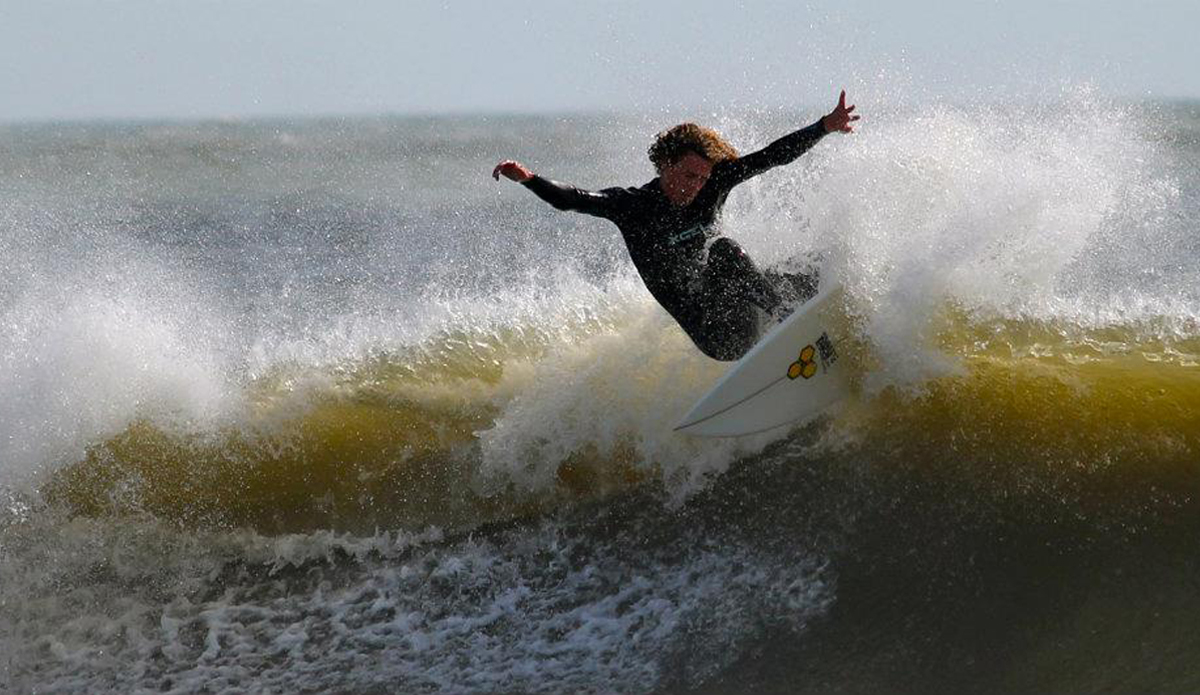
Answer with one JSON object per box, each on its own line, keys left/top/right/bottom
{"left": 2, "top": 92, "right": 1199, "bottom": 694}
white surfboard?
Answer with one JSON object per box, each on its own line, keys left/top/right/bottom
{"left": 675, "top": 282, "right": 849, "bottom": 437}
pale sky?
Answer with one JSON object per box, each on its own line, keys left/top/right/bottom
{"left": 0, "top": 0, "right": 1196, "bottom": 122}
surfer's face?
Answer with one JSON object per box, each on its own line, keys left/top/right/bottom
{"left": 659, "top": 152, "right": 713, "bottom": 207}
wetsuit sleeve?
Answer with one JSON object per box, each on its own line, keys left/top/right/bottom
{"left": 715, "top": 119, "right": 828, "bottom": 188}
{"left": 521, "top": 175, "right": 626, "bottom": 221}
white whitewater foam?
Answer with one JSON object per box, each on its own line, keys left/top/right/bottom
{"left": 719, "top": 89, "right": 1183, "bottom": 392}
{"left": 0, "top": 514, "right": 832, "bottom": 694}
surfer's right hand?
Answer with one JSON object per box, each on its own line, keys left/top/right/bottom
{"left": 492, "top": 160, "right": 534, "bottom": 183}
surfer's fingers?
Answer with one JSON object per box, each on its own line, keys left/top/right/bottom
{"left": 493, "top": 160, "right": 517, "bottom": 180}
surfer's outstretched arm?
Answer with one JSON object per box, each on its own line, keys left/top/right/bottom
{"left": 717, "top": 90, "right": 859, "bottom": 188}
{"left": 493, "top": 159, "right": 625, "bottom": 220}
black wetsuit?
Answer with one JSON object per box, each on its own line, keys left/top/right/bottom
{"left": 523, "top": 119, "right": 827, "bottom": 360}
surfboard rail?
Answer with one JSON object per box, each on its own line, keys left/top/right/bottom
{"left": 675, "top": 282, "right": 849, "bottom": 437}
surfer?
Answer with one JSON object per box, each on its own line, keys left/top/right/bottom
{"left": 493, "top": 90, "right": 858, "bottom": 361}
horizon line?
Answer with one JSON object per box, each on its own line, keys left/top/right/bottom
{"left": 1, "top": 95, "right": 1197, "bottom": 128}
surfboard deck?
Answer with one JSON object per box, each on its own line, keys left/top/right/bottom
{"left": 675, "top": 281, "right": 849, "bottom": 437}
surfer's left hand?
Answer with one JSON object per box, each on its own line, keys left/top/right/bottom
{"left": 822, "top": 90, "right": 859, "bottom": 134}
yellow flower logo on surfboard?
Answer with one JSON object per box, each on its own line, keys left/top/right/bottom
{"left": 787, "top": 345, "right": 818, "bottom": 380}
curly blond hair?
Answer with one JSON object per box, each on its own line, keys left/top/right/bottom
{"left": 647, "top": 123, "right": 739, "bottom": 172}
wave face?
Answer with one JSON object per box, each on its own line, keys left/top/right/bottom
{"left": 3, "top": 95, "right": 1200, "bottom": 693}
